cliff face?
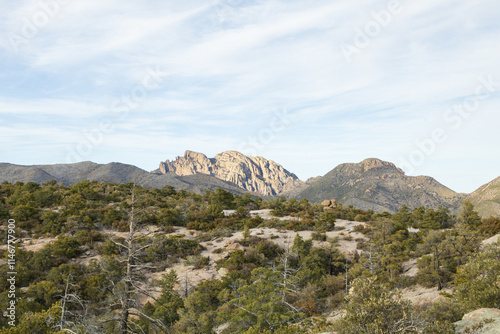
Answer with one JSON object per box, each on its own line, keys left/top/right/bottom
{"left": 159, "top": 150, "right": 301, "bottom": 196}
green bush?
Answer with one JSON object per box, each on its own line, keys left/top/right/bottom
{"left": 334, "top": 276, "right": 419, "bottom": 334}
{"left": 50, "top": 236, "right": 82, "bottom": 259}
{"left": 455, "top": 244, "right": 500, "bottom": 311}
{"left": 186, "top": 255, "right": 210, "bottom": 269}
{"left": 98, "top": 239, "right": 122, "bottom": 256}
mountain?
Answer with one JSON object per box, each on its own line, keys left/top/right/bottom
{"left": 466, "top": 176, "right": 500, "bottom": 218}
{"left": 0, "top": 162, "right": 247, "bottom": 195}
{"left": 158, "top": 150, "right": 302, "bottom": 196}
{"left": 293, "top": 158, "right": 466, "bottom": 213}
{"left": 0, "top": 154, "right": 475, "bottom": 213}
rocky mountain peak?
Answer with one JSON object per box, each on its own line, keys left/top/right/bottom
{"left": 184, "top": 150, "right": 210, "bottom": 161}
{"left": 359, "top": 158, "right": 404, "bottom": 174}
{"left": 159, "top": 150, "right": 301, "bottom": 196}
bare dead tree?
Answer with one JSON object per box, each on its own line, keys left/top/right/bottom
{"left": 102, "top": 183, "right": 168, "bottom": 334}
{"left": 276, "top": 235, "right": 303, "bottom": 317}
{"left": 55, "top": 274, "right": 100, "bottom": 334}
{"left": 363, "top": 243, "right": 379, "bottom": 275}
{"left": 180, "top": 270, "right": 193, "bottom": 299}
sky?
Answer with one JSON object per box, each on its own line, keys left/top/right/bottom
{"left": 0, "top": 0, "right": 499, "bottom": 194}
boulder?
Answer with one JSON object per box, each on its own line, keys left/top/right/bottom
{"left": 322, "top": 199, "right": 338, "bottom": 210}
{"left": 225, "top": 242, "right": 245, "bottom": 252}
{"left": 218, "top": 268, "right": 229, "bottom": 277}
{"left": 455, "top": 308, "right": 500, "bottom": 333}
{"left": 322, "top": 200, "right": 332, "bottom": 206}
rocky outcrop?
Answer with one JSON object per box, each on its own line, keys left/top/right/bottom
{"left": 455, "top": 308, "right": 500, "bottom": 333}
{"left": 159, "top": 150, "right": 300, "bottom": 196}
{"left": 322, "top": 199, "right": 338, "bottom": 211}
{"left": 160, "top": 151, "right": 214, "bottom": 175}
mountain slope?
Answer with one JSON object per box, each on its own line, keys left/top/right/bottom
{"left": 294, "top": 158, "right": 466, "bottom": 213}
{"left": 159, "top": 150, "right": 302, "bottom": 196}
{"left": 0, "top": 162, "right": 247, "bottom": 195}
{"left": 466, "top": 176, "right": 500, "bottom": 218}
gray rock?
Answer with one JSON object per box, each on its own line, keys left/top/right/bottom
{"left": 455, "top": 308, "right": 500, "bottom": 333}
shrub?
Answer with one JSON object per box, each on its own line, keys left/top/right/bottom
{"left": 186, "top": 255, "right": 210, "bottom": 269}
{"left": 353, "top": 224, "right": 371, "bottom": 234}
{"left": 49, "top": 236, "right": 82, "bottom": 259}
{"left": 146, "top": 235, "right": 204, "bottom": 263}
{"left": 98, "top": 239, "right": 122, "bottom": 256}
{"left": 334, "top": 276, "right": 420, "bottom": 334}
{"left": 75, "top": 230, "right": 103, "bottom": 246}
{"left": 311, "top": 232, "right": 327, "bottom": 241}
{"left": 455, "top": 244, "right": 500, "bottom": 311}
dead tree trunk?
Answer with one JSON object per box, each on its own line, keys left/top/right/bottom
{"left": 119, "top": 185, "right": 136, "bottom": 334}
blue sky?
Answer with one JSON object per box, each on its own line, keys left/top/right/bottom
{"left": 0, "top": 0, "right": 499, "bottom": 194}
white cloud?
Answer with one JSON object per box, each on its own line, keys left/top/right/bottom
{"left": 0, "top": 98, "right": 108, "bottom": 116}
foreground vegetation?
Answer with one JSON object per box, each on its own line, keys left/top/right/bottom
{"left": 0, "top": 180, "right": 499, "bottom": 333}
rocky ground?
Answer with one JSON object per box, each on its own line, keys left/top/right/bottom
{"left": 7, "top": 213, "right": 498, "bottom": 333}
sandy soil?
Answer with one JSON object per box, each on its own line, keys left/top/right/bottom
{"left": 0, "top": 237, "right": 56, "bottom": 252}
{"left": 223, "top": 209, "right": 300, "bottom": 221}
{"left": 401, "top": 259, "right": 419, "bottom": 277}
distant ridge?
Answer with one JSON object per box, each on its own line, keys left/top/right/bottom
{"left": 0, "top": 162, "right": 247, "bottom": 195}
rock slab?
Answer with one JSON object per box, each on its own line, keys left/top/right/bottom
{"left": 455, "top": 308, "right": 500, "bottom": 333}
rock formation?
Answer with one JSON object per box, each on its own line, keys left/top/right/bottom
{"left": 159, "top": 150, "right": 300, "bottom": 196}
{"left": 322, "top": 199, "right": 338, "bottom": 211}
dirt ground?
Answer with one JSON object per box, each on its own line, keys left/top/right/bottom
{"left": 0, "top": 237, "right": 56, "bottom": 252}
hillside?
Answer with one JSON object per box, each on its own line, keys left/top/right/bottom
{"left": 294, "top": 158, "right": 466, "bottom": 213}
{"left": 466, "top": 176, "right": 500, "bottom": 218}
{"left": 1, "top": 180, "right": 498, "bottom": 333}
